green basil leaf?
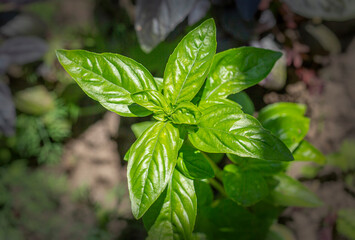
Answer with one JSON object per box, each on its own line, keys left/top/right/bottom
{"left": 127, "top": 122, "right": 180, "bottom": 219}
{"left": 163, "top": 19, "right": 217, "bottom": 105}
{"left": 170, "top": 102, "right": 201, "bottom": 125}
{"left": 154, "top": 77, "right": 164, "bottom": 91}
{"left": 336, "top": 208, "right": 355, "bottom": 240}
{"left": 177, "top": 144, "right": 214, "bottom": 179}
{"left": 144, "top": 169, "right": 197, "bottom": 240}
{"left": 258, "top": 103, "right": 310, "bottom": 151}
{"left": 293, "top": 140, "right": 325, "bottom": 164}
{"left": 201, "top": 47, "right": 282, "bottom": 100}
{"left": 228, "top": 91, "right": 255, "bottom": 115}
{"left": 194, "top": 179, "right": 213, "bottom": 207}
{"left": 189, "top": 105, "right": 293, "bottom": 162}
{"left": 258, "top": 102, "right": 306, "bottom": 123}
{"left": 198, "top": 98, "right": 242, "bottom": 112}
{"left": 131, "top": 121, "right": 156, "bottom": 138}
{"left": 131, "top": 89, "right": 171, "bottom": 113}
{"left": 56, "top": 49, "right": 158, "bottom": 117}
{"left": 227, "top": 154, "right": 285, "bottom": 175}
{"left": 223, "top": 164, "right": 269, "bottom": 206}
{"left": 268, "top": 173, "right": 323, "bottom": 207}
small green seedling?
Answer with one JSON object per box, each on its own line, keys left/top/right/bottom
{"left": 57, "top": 19, "right": 323, "bottom": 240}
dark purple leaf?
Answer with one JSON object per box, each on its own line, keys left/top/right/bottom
{"left": 135, "top": 0, "right": 197, "bottom": 53}
{"left": 0, "top": 36, "right": 48, "bottom": 65}
{"left": 235, "top": 0, "right": 261, "bottom": 21}
{"left": 0, "top": 81, "right": 15, "bottom": 136}
{"left": 188, "top": 0, "right": 211, "bottom": 26}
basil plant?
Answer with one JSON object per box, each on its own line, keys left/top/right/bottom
{"left": 57, "top": 19, "right": 323, "bottom": 240}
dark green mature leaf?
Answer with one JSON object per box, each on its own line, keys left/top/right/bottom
{"left": 194, "top": 179, "right": 213, "bottom": 207}
{"left": 293, "top": 140, "right": 325, "bottom": 164}
{"left": 269, "top": 173, "right": 323, "bottom": 207}
{"left": 189, "top": 104, "right": 293, "bottom": 161}
{"left": 170, "top": 102, "right": 201, "bottom": 125}
{"left": 144, "top": 169, "right": 197, "bottom": 240}
{"left": 177, "top": 144, "right": 214, "bottom": 179}
{"left": 201, "top": 47, "right": 281, "bottom": 100}
{"left": 163, "top": 19, "right": 217, "bottom": 105}
{"left": 227, "top": 154, "right": 285, "bottom": 175}
{"left": 131, "top": 89, "right": 171, "bottom": 113}
{"left": 258, "top": 103, "right": 310, "bottom": 151}
{"left": 223, "top": 164, "right": 269, "bottom": 206}
{"left": 228, "top": 91, "right": 255, "bottom": 115}
{"left": 127, "top": 122, "right": 180, "bottom": 219}
{"left": 56, "top": 50, "right": 158, "bottom": 117}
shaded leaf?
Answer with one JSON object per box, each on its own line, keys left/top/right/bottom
{"left": 228, "top": 91, "right": 255, "bottom": 115}
{"left": 177, "top": 144, "right": 214, "bottom": 179}
{"left": 163, "top": 19, "right": 216, "bottom": 105}
{"left": 56, "top": 49, "right": 158, "bottom": 117}
{"left": 269, "top": 173, "right": 323, "bottom": 207}
{"left": 223, "top": 164, "right": 269, "bottom": 206}
{"left": 293, "top": 140, "right": 325, "bottom": 165}
{"left": 201, "top": 47, "right": 281, "bottom": 100}
{"left": 127, "top": 122, "right": 180, "bottom": 219}
{"left": 135, "top": 0, "right": 197, "bottom": 52}
{"left": 336, "top": 208, "right": 355, "bottom": 240}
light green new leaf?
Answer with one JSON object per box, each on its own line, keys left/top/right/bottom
{"left": 223, "top": 164, "right": 269, "bottom": 206}
{"left": 154, "top": 77, "right": 164, "bottom": 91}
{"left": 128, "top": 122, "right": 180, "bottom": 219}
{"left": 163, "top": 19, "right": 217, "bottom": 105}
{"left": 227, "top": 154, "right": 285, "bottom": 175}
{"left": 269, "top": 173, "right": 323, "bottom": 207}
{"left": 177, "top": 144, "right": 214, "bottom": 179}
{"left": 201, "top": 47, "right": 282, "bottom": 100}
{"left": 131, "top": 89, "right": 171, "bottom": 113}
{"left": 189, "top": 105, "right": 293, "bottom": 162}
{"left": 293, "top": 140, "right": 325, "bottom": 164}
{"left": 56, "top": 50, "right": 158, "bottom": 117}
{"left": 144, "top": 169, "right": 197, "bottom": 240}
{"left": 170, "top": 102, "right": 201, "bottom": 125}
{"left": 198, "top": 98, "right": 242, "bottom": 112}
{"left": 131, "top": 121, "right": 156, "bottom": 138}
{"left": 258, "top": 103, "right": 310, "bottom": 151}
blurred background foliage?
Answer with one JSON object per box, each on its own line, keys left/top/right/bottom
{"left": 0, "top": 0, "right": 354, "bottom": 239}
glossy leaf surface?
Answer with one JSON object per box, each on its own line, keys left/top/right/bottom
{"left": 131, "top": 89, "right": 171, "bottom": 113}
{"left": 269, "top": 173, "right": 323, "bottom": 207}
{"left": 201, "top": 47, "right": 281, "bottom": 100}
{"left": 170, "top": 102, "right": 201, "bottom": 125}
{"left": 189, "top": 104, "right": 293, "bottom": 161}
{"left": 128, "top": 122, "right": 180, "bottom": 219}
{"left": 144, "top": 169, "right": 197, "bottom": 240}
{"left": 223, "top": 164, "right": 269, "bottom": 206}
{"left": 56, "top": 49, "right": 158, "bottom": 117}
{"left": 258, "top": 103, "right": 309, "bottom": 151}
{"left": 163, "top": 19, "right": 216, "bottom": 105}
{"left": 177, "top": 144, "right": 214, "bottom": 179}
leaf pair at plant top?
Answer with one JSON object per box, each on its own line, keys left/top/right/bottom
{"left": 56, "top": 18, "right": 293, "bottom": 240}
